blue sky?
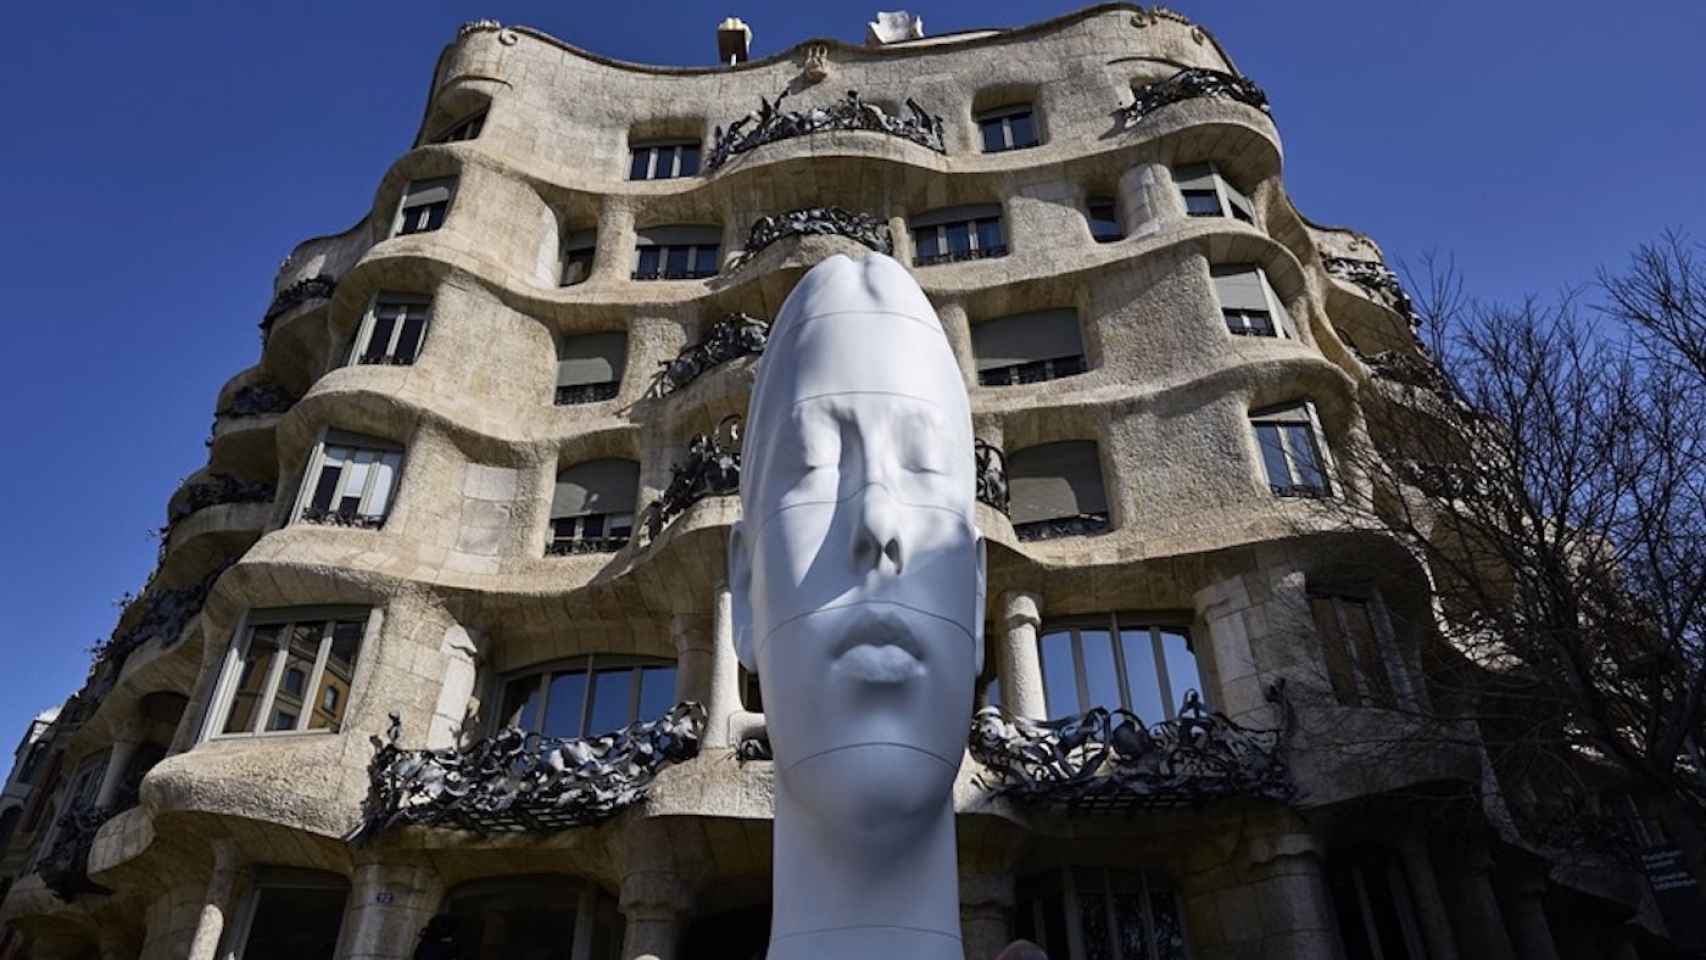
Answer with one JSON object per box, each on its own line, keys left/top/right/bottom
{"left": 1, "top": 0, "right": 1701, "bottom": 767}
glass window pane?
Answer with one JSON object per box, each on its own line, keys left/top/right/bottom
{"left": 636, "top": 246, "right": 660, "bottom": 275}
{"left": 542, "top": 670, "right": 589, "bottom": 739}
{"left": 1161, "top": 629, "right": 1202, "bottom": 713}
{"left": 1311, "top": 597, "right": 1359, "bottom": 702}
{"left": 268, "top": 623, "right": 322, "bottom": 732}
{"left": 240, "top": 884, "right": 349, "bottom": 960}
{"left": 980, "top": 118, "right": 1005, "bottom": 152}
{"left": 1080, "top": 628, "right": 1122, "bottom": 711}
{"left": 913, "top": 229, "right": 940, "bottom": 259}
{"left": 1119, "top": 628, "right": 1166, "bottom": 725}
{"left": 308, "top": 462, "right": 343, "bottom": 513}
{"left": 423, "top": 202, "right": 447, "bottom": 230}
{"left": 636, "top": 665, "right": 677, "bottom": 721}
{"left": 363, "top": 453, "right": 399, "bottom": 518}
{"left": 1183, "top": 189, "right": 1223, "bottom": 216}
{"left": 1285, "top": 423, "right": 1326, "bottom": 490}
{"left": 629, "top": 149, "right": 650, "bottom": 180}
{"left": 678, "top": 146, "right": 700, "bottom": 176}
{"left": 1075, "top": 868, "right": 1114, "bottom": 960}
{"left": 1110, "top": 871, "right": 1147, "bottom": 960}
{"left": 1039, "top": 629, "right": 1079, "bottom": 719}
{"left": 694, "top": 245, "right": 720, "bottom": 274}
{"left": 308, "top": 621, "right": 363, "bottom": 731}
{"left": 945, "top": 221, "right": 972, "bottom": 254}
{"left": 223, "top": 625, "right": 281, "bottom": 734}
{"left": 1150, "top": 888, "right": 1187, "bottom": 960}
{"left": 394, "top": 314, "right": 426, "bottom": 363}
{"left": 1255, "top": 423, "right": 1294, "bottom": 489}
{"left": 500, "top": 675, "right": 542, "bottom": 732}
{"left": 361, "top": 313, "right": 396, "bottom": 362}
{"left": 665, "top": 245, "right": 691, "bottom": 276}
{"left": 1009, "top": 112, "right": 1036, "bottom": 147}
{"left": 976, "top": 217, "right": 1004, "bottom": 252}
{"left": 1341, "top": 600, "right": 1393, "bottom": 703}
{"left": 586, "top": 668, "right": 636, "bottom": 736}
{"left": 340, "top": 457, "right": 372, "bottom": 512}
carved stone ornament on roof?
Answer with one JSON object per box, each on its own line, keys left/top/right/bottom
{"left": 457, "top": 19, "right": 501, "bottom": 38}
{"left": 799, "top": 43, "right": 830, "bottom": 83}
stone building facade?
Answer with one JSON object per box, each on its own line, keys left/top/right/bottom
{"left": 0, "top": 5, "right": 1675, "bottom": 959}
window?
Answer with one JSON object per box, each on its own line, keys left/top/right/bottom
{"left": 16, "top": 742, "right": 47, "bottom": 785}
{"left": 973, "top": 308, "right": 1087, "bottom": 386}
{"left": 434, "top": 111, "right": 486, "bottom": 144}
{"left": 294, "top": 431, "right": 403, "bottom": 528}
{"left": 1015, "top": 868, "right": 1187, "bottom": 960}
{"left": 1211, "top": 264, "right": 1295, "bottom": 338}
{"left": 1087, "top": 197, "right": 1122, "bottom": 243}
{"left": 350, "top": 294, "right": 430, "bottom": 366}
{"left": 977, "top": 105, "right": 1039, "bottom": 153}
{"left": 1310, "top": 595, "right": 1401, "bottom": 706}
{"left": 1037, "top": 616, "right": 1203, "bottom": 724}
{"left": 633, "top": 225, "right": 721, "bottom": 280}
{"left": 29, "top": 752, "right": 106, "bottom": 868}
{"left": 229, "top": 869, "right": 350, "bottom": 960}
{"left": 0, "top": 807, "right": 21, "bottom": 854}
{"left": 629, "top": 141, "right": 701, "bottom": 180}
{"left": 1007, "top": 440, "right": 1108, "bottom": 540}
{"left": 392, "top": 177, "right": 454, "bottom": 237}
{"left": 497, "top": 655, "right": 678, "bottom": 739}
{"left": 556, "top": 332, "right": 626, "bottom": 405}
{"left": 1327, "top": 849, "right": 1426, "bottom": 960}
{"left": 211, "top": 611, "right": 366, "bottom": 738}
{"left": 550, "top": 459, "right": 639, "bottom": 555}
{"left": 911, "top": 204, "right": 1006, "bottom": 266}
{"left": 1251, "top": 403, "right": 1331, "bottom": 498}
{"left": 439, "top": 876, "right": 622, "bottom": 960}
{"left": 561, "top": 230, "right": 596, "bottom": 286}
{"left": 1172, "top": 163, "right": 1255, "bottom": 224}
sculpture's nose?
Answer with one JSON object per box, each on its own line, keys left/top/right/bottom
{"left": 851, "top": 484, "right": 905, "bottom": 576}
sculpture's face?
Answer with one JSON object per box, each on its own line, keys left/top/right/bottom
{"left": 731, "top": 254, "right": 984, "bottom": 823}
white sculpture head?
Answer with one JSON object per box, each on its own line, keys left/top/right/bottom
{"left": 729, "top": 253, "right": 984, "bottom": 922}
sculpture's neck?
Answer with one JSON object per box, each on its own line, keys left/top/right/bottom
{"left": 767, "top": 780, "right": 963, "bottom": 960}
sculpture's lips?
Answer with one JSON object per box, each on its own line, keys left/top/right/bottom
{"left": 831, "top": 608, "right": 926, "bottom": 684}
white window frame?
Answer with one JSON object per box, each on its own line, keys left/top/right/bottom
{"left": 222, "top": 868, "right": 353, "bottom": 960}
{"left": 631, "top": 242, "right": 720, "bottom": 280}
{"left": 348, "top": 293, "right": 431, "bottom": 366}
{"left": 434, "top": 111, "right": 486, "bottom": 144}
{"left": 1311, "top": 591, "right": 1417, "bottom": 709}
{"left": 976, "top": 104, "right": 1040, "bottom": 152}
{"left": 490, "top": 654, "right": 678, "bottom": 739}
{"left": 1211, "top": 264, "right": 1294, "bottom": 339}
{"left": 200, "top": 607, "right": 374, "bottom": 743}
{"left": 911, "top": 206, "right": 1007, "bottom": 266}
{"left": 549, "top": 511, "right": 636, "bottom": 553}
{"left": 1250, "top": 401, "right": 1334, "bottom": 498}
{"left": 1173, "top": 162, "right": 1256, "bottom": 225}
{"left": 1037, "top": 614, "right": 1204, "bottom": 722}
{"left": 390, "top": 177, "right": 456, "bottom": 238}
{"left": 628, "top": 140, "right": 701, "bottom": 180}
{"left": 290, "top": 430, "right": 405, "bottom": 527}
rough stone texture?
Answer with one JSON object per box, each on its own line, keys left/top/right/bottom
{"left": 0, "top": 6, "right": 1619, "bottom": 960}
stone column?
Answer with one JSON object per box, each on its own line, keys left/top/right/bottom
{"left": 703, "top": 583, "right": 747, "bottom": 749}
{"left": 933, "top": 300, "right": 976, "bottom": 389}
{"left": 1396, "top": 833, "right": 1458, "bottom": 960}
{"left": 960, "top": 872, "right": 1014, "bottom": 960}
{"left": 1117, "top": 161, "right": 1183, "bottom": 242}
{"left": 591, "top": 200, "right": 636, "bottom": 284}
{"left": 1442, "top": 847, "right": 1516, "bottom": 960}
{"left": 94, "top": 735, "right": 142, "bottom": 808}
{"left": 1497, "top": 869, "right": 1560, "bottom": 960}
{"left": 672, "top": 613, "right": 714, "bottom": 708}
{"left": 1181, "top": 825, "right": 1342, "bottom": 960}
{"left": 426, "top": 625, "right": 483, "bottom": 750}
{"left": 186, "top": 841, "right": 243, "bottom": 960}
{"left": 619, "top": 872, "right": 689, "bottom": 960}
{"left": 338, "top": 860, "right": 443, "bottom": 960}
{"left": 998, "top": 592, "right": 1045, "bottom": 718}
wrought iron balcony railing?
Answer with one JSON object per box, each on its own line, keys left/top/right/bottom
{"left": 1122, "top": 67, "right": 1270, "bottom": 126}
{"left": 544, "top": 534, "right": 629, "bottom": 557}
{"left": 914, "top": 245, "right": 1008, "bottom": 268}
{"left": 975, "top": 440, "right": 1010, "bottom": 515}
{"left": 706, "top": 89, "right": 946, "bottom": 172}
{"left": 1324, "top": 256, "right": 1421, "bottom": 328}
{"left": 651, "top": 313, "right": 769, "bottom": 398}
{"left": 34, "top": 790, "right": 137, "bottom": 902}
{"left": 640, "top": 417, "right": 742, "bottom": 542}
{"left": 347, "top": 702, "right": 705, "bottom": 840}
{"left": 215, "top": 382, "right": 297, "bottom": 419}
{"left": 729, "top": 207, "right": 893, "bottom": 271}
{"left": 260, "top": 275, "right": 336, "bottom": 340}
{"left": 631, "top": 267, "right": 720, "bottom": 282}
{"left": 1014, "top": 513, "right": 1111, "bottom": 542}
{"left": 968, "top": 686, "right": 1293, "bottom": 811}
{"left": 554, "top": 381, "right": 620, "bottom": 406}
{"left": 299, "top": 507, "right": 387, "bottom": 530}
{"left": 165, "top": 474, "right": 275, "bottom": 531}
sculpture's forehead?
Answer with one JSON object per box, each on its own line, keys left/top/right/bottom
{"left": 769, "top": 310, "right": 963, "bottom": 404}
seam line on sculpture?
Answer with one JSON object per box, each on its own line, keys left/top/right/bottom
{"left": 784, "top": 388, "right": 949, "bottom": 411}
{"left": 743, "top": 481, "right": 975, "bottom": 544}
{"left": 758, "top": 598, "right": 976, "bottom": 651}
{"left": 782, "top": 741, "right": 962, "bottom": 777}
{"left": 769, "top": 924, "right": 964, "bottom": 944}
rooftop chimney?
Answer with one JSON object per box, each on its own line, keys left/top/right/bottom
{"left": 866, "top": 10, "right": 924, "bottom": 46}
{"left": 718, "top": 17, "right": 752, "bottom": 65}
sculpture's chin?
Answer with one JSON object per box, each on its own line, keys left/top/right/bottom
{"left": 781, "top": 741, "right": 960, "bottom": 840}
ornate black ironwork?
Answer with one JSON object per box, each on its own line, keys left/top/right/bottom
{"left": 915, "top": 245, "right": 1009, "bottom": 268}
{"left": 166, "top": 474, "right": 275, "bottom": 530}
{"left": 1123, "top": 67, "right": 1270, "bottom": 125}
{"left": 89, "top": 566, "right": 223, "bottom": 673}
{"left": 1014, "top": 513, "right": 1111, "bottom": 542}
{"left": 975, "top": 440, "right": 1010, "bottom": 515}
{"left": 217, "top": 382, "right": 297, "bottom": 419}
{"left": 554, "top": 381, "right": 620, "bottom": 406}
{"left": 640, "top": 417, "right": 742, "bottom": 541}
{"left": 737, "top": 735, "right": 773, "bottom": 763}
{"left": 1325, "top": 256, "right": 1420, "bottom": 328}
{"left": 544, "top": 534, "right": 629, "bottom": 556}
{"left": 261, "top": 275, "right": 336, "bottom": 333}
{"left": 35, "top": 801, "right": 115, "bottom": 901}
{"left": 347, "top": 702, "right": 705, "bottom": 841}
{"left": 968, "top": 685, "right": 1293, "bottom": 810}
{"left": 729, "top": 207, "right": 893, "bottom": 270}
{"left": 299, "top": 507, "right": 386, "bottom": 530}
{"left": 707, "top": 89, "right": 945, "bottom": 172}
{"left": 631, "top": 267, "right": 720, "bottom": 282}
{"left": 652, "top": 313, "right": 770, "bottom": 397}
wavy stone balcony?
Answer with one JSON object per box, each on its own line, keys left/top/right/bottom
{"left": 705, "top": 88, "right": 946, "bottom": 173}
{"left": 1122, "top": 67, "right": 1271, "bottom": 128}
